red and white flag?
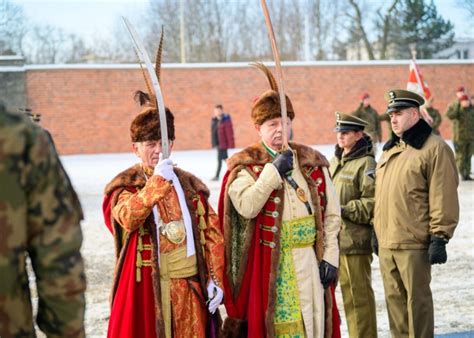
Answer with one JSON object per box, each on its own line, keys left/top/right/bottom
{"left": 407, "top": 59, "right": 433, "bottom": 124}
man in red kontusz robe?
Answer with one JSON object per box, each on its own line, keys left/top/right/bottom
{"left": 218, "top": 63, "right": 342, "bottom": 338}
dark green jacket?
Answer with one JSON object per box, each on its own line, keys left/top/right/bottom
{"left": 352, "top": 104, "right": 382, "bottom": 143}
{"left": 426, "top": 107, "right": 442, "bottom": 135}
{"left": 329, "top": 135, "right": 376, "bottom": 254}
{"left": 447, "top": 103, "right": 474, "bottom": 142}
{"left": 0, "top": 110, "right": 86, "bottom": 337}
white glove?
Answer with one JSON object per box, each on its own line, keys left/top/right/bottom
{"left": 154, "top": 157, "right": 174, "bottom": 181}
{"left": 206, "top": 280, "right": 223, "bottom": 314}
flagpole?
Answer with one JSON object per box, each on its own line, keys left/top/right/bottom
{"left": 409, "top": 44, "right": 433, "bottom": 125}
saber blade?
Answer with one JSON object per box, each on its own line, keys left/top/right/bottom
{"left": 122, "top": 17, "right": 170, "bottom": 159}
{"left": 260, "top": 0, "right": 288, "bottom": 150}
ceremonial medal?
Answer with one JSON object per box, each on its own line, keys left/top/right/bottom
{"left": 160, "top": 220, "right": 186, "bottom": 244}
{"left": 296, "top": 187, "right": 308, "bottom": 203}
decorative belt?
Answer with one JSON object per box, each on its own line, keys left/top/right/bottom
{"left": 280, "top": 215, "right": 316, "bottom": 250}
{"left": 159, "top": 246, "right": 198, "bottom": 338}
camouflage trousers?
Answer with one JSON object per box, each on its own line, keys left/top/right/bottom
{"left": 454, "top": 141, "right": 473, "bottom": 179}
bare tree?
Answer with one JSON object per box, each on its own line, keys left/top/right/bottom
{"left": 347, "top": 0, "right": 376, "bottom": 60}
{"left": 456, "top": 0, "right": 474, "bottom": 16}
{"left": 376, "top": 0, "right": 400, "bottom": 60}
{"left": 0, "top": 0, "right": 28, "bottom": 55}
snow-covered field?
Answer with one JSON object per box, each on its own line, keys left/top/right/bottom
{"left": 51, "top": 143, "right": 473, "bottom": 337}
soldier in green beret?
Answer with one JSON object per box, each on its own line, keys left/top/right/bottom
{"left": 374, "top": 89, "right": 459, "bottom": 338}
{"left": 447, "top": 93, "right": 474, "bottom": 180}
{"left": 0, "top": 107, "right": 86, "bottom": 337}
{"left": 329, "top": 112, "right": 377, "bottom": 338}
{"left": 444, "top": 86, "right": 466, "bottom": 160}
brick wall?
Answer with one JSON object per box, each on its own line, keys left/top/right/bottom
{"left": 24, "top": 61, "right": 474, "bottom": 155}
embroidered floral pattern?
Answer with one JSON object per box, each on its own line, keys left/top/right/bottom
{"left": 275, "top": 216, "right": 316, "bottom": 337}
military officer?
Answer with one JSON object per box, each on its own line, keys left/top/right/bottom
{"left": 329, "top": 112, "right": 377, "bottom": 338}
{"left": 0, "top": 108, "right": 86, "bottom": 337}
{"left": 374, "top": 89, "right": 459, "bottom": 338}
{"left": 447, "top": 94, "right": 474, "bottom": 180}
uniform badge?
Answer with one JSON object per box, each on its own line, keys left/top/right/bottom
{"left": 365, "top": 168, "right": 376, "bottom": 180}
{"left": 389, "top": 91, "right": 396, "bottom": 99}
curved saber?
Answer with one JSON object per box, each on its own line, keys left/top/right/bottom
{"left": 122, "top": 17, "right": 170, "bottom": 159}
{"left": 260, "top": 0, "right": 288, "bottom": 150}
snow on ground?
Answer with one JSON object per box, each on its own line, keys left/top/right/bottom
{"left": 51, "top": 143, "right": 473, "bottom": 337}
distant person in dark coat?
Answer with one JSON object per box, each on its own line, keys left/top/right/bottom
{"left": 211, "top": 104, "right": 235, "bottom": 180}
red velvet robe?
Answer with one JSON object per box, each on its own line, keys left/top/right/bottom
{"left": 103, "top": 164, "right": 224, "bottom": 338}
{"left": 218, "top": 142, "right": 341, "bottom": 338}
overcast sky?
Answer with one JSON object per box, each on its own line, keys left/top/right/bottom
{"left": 12, "top": 0, "right": 474, "bottom": 44}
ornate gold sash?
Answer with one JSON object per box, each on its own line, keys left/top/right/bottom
{"left": 159, "top": 246, "right": 198, "bottom": 338}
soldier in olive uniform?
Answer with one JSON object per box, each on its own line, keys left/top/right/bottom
{"left": 351, "top": 93, "right": 382, "bottom": 144}
{"left": 0, "top": 108, "right": 86, "bottom": 337}
{"left": 425, "top": 98, "right": 442, "bottom": 135}
{"left": 447, "top": 94, "right": 474, "bottom": 180}
{"left": 445, "top": 86, "right": 466, "bottom": 152}
{"left": 374, "top": 90, "right": 459, "bottom": 338}
{"left": 329, "top": 112, "right": 377, "bottom": 338}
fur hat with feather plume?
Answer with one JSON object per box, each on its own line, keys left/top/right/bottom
{"left": 250, "top": 62, "right": 295, "bottom": 125}
{"left": 130, "top": 28, "right": 175, "bottom": 143}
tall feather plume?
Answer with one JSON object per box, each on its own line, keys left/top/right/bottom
{"left": 155, "top": 26, "right": 164, "bottom": 83}
{"left": 250, "top": 62, "right": 278, "bottom": 92}
{"left": 133, "top": 45, "right": 154, "bottom": 106}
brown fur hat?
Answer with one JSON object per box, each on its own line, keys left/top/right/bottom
{"left": 130, "top": 29, "right": 175, "bottom": 143}
{"left": 130, "top": 107, "right": 175, "bottom": 142}
{"left": 251, "top": 90, "right": 295, "bottom": 125}
{"left": 250, "top": 63, "right": 295, "bottom": 125}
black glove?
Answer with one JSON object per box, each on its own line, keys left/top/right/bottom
{"left": 319, "top": 260, "right": 337, "bottom": 289}
{"left": 428, "top": 235, "right": 448, "bottom": 265}
{"left": 371, "top": 230, "right": 379, "bottom": 256}
{"left": 272, "top": 149, "right": 294, "bottom": 177}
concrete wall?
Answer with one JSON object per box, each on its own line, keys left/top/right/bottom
{"left": 13, "top": 60, "right": 474, "bottom": 155}
{"left": 0, "top": 56, "right": 26, "bottom": 113}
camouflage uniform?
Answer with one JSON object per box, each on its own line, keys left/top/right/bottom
{"left": 426, "top": 107, "right": 442, "bottom": 135}
{"left": 352, "top": 104, "right": 382, "bottom": 143}
{"left": 446, "top": 102, "right": 474, "bottom": 179}
{"left": 0, "top": 110, "right": 86, "bottom": 337}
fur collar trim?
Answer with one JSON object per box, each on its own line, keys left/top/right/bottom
{"left": 104, "top": 163, "right": 209, "bottom": 198}
{"left": 335, "top": 134, "right": 374, "bottom": 160}
{"left": 383, "top": 118, "right": 432, "bottom": 151}
{"left": 227, "top": 142, "right": 329, "bottom": 171}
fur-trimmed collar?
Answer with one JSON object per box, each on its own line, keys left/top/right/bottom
{"left": 335, "top": 134, "right": 374, "bottom": 161}
{"left": 227, "top": 142, "right": 329, "bottom": 171}
{"left": 104, "top": 163, "right": 209, "bottom": 198}
{"left": 383, "top": 119, "right": 432, "bottom": 151}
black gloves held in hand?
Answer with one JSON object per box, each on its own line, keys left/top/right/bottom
{"left": 428, "top": 235, "right": 448, "bottom": 265}
{"left": 319, "top": 260, "right": 337, "bottom": 289}
{"left": 371, "top": 230, "right": 379, "bottom": 256}
{"left": 272, "top": 150, "right": 294, "bottom": 177}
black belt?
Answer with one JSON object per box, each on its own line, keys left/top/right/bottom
{"left": 285, "top": 175, "right": 313, "bottom": 215}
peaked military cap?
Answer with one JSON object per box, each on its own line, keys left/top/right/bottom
{"left": 334, "top": 111, "right": 368, "bottom": 132}
{"left": 384, "top": 89, "right": 425, "bottom": 114}
{"left": 22, "top": 108, "right": 41, "bottom": 123}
